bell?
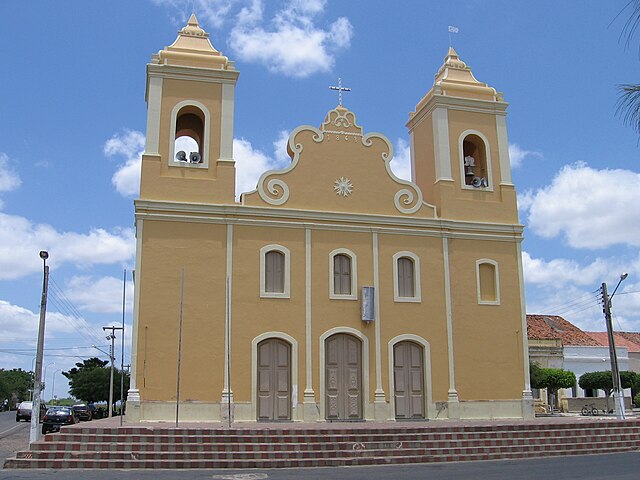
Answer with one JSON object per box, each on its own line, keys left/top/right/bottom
{"left": 465, "top": 166, "right": 475, "bottom": 176}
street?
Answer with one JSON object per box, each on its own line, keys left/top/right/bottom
{"left": 0, "top": 411, "right": 29, "bottom": 467}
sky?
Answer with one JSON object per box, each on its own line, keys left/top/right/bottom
{"left": 1, "top": 0, "right": 639, "bottom": 401}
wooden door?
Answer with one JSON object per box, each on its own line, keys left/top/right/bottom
{"left": 325, "top": 334, "right": 362, "bottom": 420}
{"left": 393, "top": 341, "right": 425, "bottom": 419}
{"left": 257, "top": 338, "right": 291, "bottom": 421}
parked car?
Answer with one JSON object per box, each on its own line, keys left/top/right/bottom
{"left": 42, "top": 406, "right": 78, "bottom": 434}
{"left": 71, "top": 404, "right": 92, "bottom": 421}
{"left": 15, "top": 401, "right": 47, "bottom": 422}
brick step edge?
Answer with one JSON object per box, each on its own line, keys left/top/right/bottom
{"left": 43, "top": 427, "right": 640, "bottom": 445}
{"left": 5, "top": 445, "right": 639, "bottom": 469}
{"left": 60, "top": 420, "right": 640, "bottom": 437}
{"left": 29, "top": 433, "right": 640, "bottom": 453}
{"left": 15, "top": 440, "right": 640, "bottom": 462}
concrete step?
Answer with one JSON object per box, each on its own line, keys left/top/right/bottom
{"left": 5, "top": 419, "right": 640, "bottom": 469}
{"left": 5, "top": 444, "right": 639, "bottom": 469}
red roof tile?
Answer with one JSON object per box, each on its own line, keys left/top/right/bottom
{"left": 586, "top": 331, "right": 640, "bottom": 353}
{"left": 526, "top": 314, "right": 601, "bottom": 346}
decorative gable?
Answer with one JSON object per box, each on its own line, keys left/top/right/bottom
{"left": 241, "top": 106, "right": 436, "bottom": 218}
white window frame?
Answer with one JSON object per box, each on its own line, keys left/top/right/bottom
{"left": 260, "top": 244, "right": 290, "bottom": 299}
{"left": 476, "top": 258, "right": 500, "bottom": 305}
{"left": 458, "top": 129, "right": 493, "bottom": 191}
{"left": 393, "top": 251, "right": 422, "bottom": 303}
{"left": 329, "top": 248, "right": 357, "bottom": 300}
{"left": 168, "top": 99, "right": 211, "bottom": 169}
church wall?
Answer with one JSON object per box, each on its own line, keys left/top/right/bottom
{"left": 408, "top": 113, "right": 437, "bottom": 206}
{"left": 448, "top": 237, "right": 525, "bottom": 400}
{"left": 135, "top": 219, "right": 228, "bottom": 402}
{"left": 377, "top": 233, "right": 451, "bottom": 403}
{"left": 229, "top": 225, "right": 307, "bottom": 403}
{"left": 309, "top": 229, "right": 376, "bottom": 404}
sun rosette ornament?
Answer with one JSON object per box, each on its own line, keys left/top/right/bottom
{"left": 334, "top": 177, "right": 354, "bottom": 197}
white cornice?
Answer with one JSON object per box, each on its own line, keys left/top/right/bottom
{"left": 147, "top": 63, "right": 239, "bottom": 85}
{"left": 134, "top": 200, "right": 524, "bottom": 241}
{"left": 407, "top": 94, "right": 508, "bottom": 131}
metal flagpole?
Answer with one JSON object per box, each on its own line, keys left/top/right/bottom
{"left": 227, "top": 275, "right": 231, "bottom": 428}
{"left": 176, "top": 268, "right": 185, "bottom": 427}
{"left": 120, "top": 269, "right": 126, "bottom": 426}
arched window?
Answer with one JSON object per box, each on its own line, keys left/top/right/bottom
{"left": 461, "top": 132, "right": 491, "bottom": 189}
{"left": 476, "top": 259, "right": 500, "bottom": 305}
{"left": 329, "top": 249, "right": 357, "bottom": 300}
{"left": 174, "top": 106, "right": 204, "bottom": 163}
{"left": 169, "top": 100, "right": 210, "bottom": 168}
{"left": 260, "top": 245, "right": 290, "bottom": 298}
{"left": 393, "top": 252, "right": 421, "bottom": 302}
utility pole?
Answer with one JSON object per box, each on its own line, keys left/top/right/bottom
{"left": 103, "top": 325, "right": 123, "bottom": 418}
{"left": 30, "top": 251, "right": 49, "bottom": 445}
{"left": 601, "top": 273, "right": 628, "bottom": 420}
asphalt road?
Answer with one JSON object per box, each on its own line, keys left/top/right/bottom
{"left": 0, "top": 411, "right": 30, "bottom": 467}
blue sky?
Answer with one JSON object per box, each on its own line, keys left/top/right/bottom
{"left": 1, "top": 0, "right": 639, "bottom": 401}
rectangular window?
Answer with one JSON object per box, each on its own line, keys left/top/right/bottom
{"left": 265, "top": 251, "right": 284, "bottom": 293}
{"left": 397, "top": 257, "right": 415, "bottom": 298}
{"left": 333, "top": 254, "right": 351, "bottom": 295}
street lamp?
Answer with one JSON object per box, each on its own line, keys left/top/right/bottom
{"left": 30, "top": 250, "right": 49, "bottom": 445}
{"left": 51, "top": 369, "right": 62, "bottom": 405}
{"left": 601, "top": 272, "right": 629, "bottom": 420}
{"left": 42, "top": 362, "right": 54, "bottom": 401}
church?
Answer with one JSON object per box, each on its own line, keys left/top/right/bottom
{"left": 126, "top": 15, "right": 534, "bottom": 423}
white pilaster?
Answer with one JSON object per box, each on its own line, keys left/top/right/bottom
{"left": 442, "top": 237, "right": 459, "bottom": 418}
{"left": 496, "top": 114, "right": 513, "bottom": 186}
{"left": 516, "top": 242, "right": 534, "bottom": 418}
{"left": 303, "top": 227, "right": 318, "bottom": 420}
{"left": 221, "top": 223, "right": 234, "bottom": 417}
{"left": 432, "top": 107, "right": 453, "bottom": 181}
{"left": 372, "top": 231, "right": 386, "bottom": 420}
{"left": 145, "top": 77, "right": 163, "bottom": 155}
{"left": 125, "top": 218, "right": 144, "bottom": 421}
{"left": 220, "top": 83, "right": 235, "bottom": 162}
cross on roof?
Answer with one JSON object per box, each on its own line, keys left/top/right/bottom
{"left": 329, "top": 78, "right": 351, "bottom": 107}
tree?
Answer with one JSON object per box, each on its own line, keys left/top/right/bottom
{"left": 616, "top": 1, "right": 640, "bottom": 135}
{"left": 0, "top": 369, "right": 34, "bottom": 407}
{"left": 579, "top": 371, "right": 617, "bottom": 412}
{"left": 529, "top": 362, "right": 547, "bottom": 390}
{"left": 541, "top": 368, "right": 576, "bottom": 407}
{"left": 62, "top": 357, "right": 130, "bottom": 404}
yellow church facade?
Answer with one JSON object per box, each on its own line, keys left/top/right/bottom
{"left": 126, "top": 16, "right": 534, "bottom": 423}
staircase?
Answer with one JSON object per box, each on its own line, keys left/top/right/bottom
{"left": 5, "top": 418, "right": 640, "bottom": 469}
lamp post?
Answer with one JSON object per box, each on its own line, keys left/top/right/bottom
{"left": 602, "top": 272, "right": 628, "bottom": 420}
{"left": 51, "top": 369, "right": 62, "bottom": 405}
{"left": 42, "top": 362, "right": 54, "bottom": 401}
{"left": 30, "top": 250, "right": 49, "bottom": 444}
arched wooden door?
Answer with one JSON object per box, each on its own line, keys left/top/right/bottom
{"left": 325, "top": 333, "right": 362, "bottom": 420}
{"left": 393, "top": 341, "right": 425, "bottom": 419}
{"left": 257, "top": 338, "right": 291, "bottom": 421}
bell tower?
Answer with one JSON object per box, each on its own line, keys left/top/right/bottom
{"left": 140, "top": 14, "right": 239, "bottom": 204}
{"left": 407, "top": 48, "right": 518, "bottom": 224}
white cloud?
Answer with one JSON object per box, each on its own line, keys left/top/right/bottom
{"left": 64, "top": 276, "right": 134, "bottom": 314}
{"left": 234, "top": 137, "right": 276, "bottom": 197}
{"left": 508, "top": 143, "right": 541, "bottom": 169}
{"left": 522, "top": 251, "right": 640, "bottom": 331}
{"left": 272, "top": 130, "right": 292, "bottom": 167}
{"left": 104, "top": 129, "right": 145, "bottom": 198}
{"left": 0, "top": 152, "right": 22, "bottom": 209}
{"left": 389, "top": 138, "right": 411, "bottom": 181}
{"left": 0, "top": 300, "right": 86, "bottom": 344}
{"left": 0, "top": 212, "right": 134, "bottom": 280}
{"left": 522, "top": 251, "right": 616, "bottom": 287}
{"left": 229, "top": 1, "right": 353, "bottom": 78}
{"left": 522, "top": 162, "right": 640, "bottom": 249}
